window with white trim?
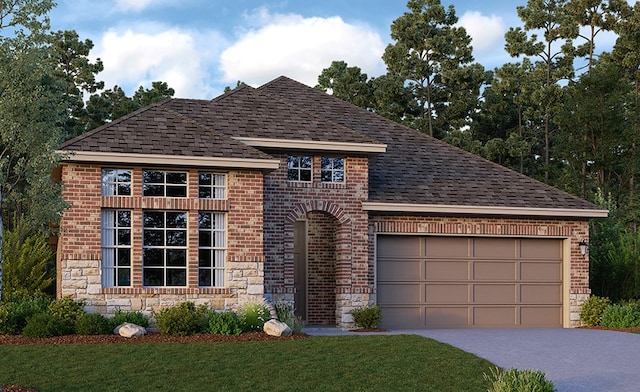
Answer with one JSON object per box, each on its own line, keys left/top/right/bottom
{"left": 142, "top": 210, "right": 187, "bottom": 287}
{"left": 101, "top": 209, "right": 132, "bottom": 287}
{"left": 287, "top": 156, "right": 312, "bottom": 182}
{"left": 198, "top": 212, "right": 226, "bottom": 287}
{"left": 101, "top": 169, "right": 132, "bottom": 196}
{"left": 143, "top": 170, "right": 187, "bottom": 197}
{"left": 198, "top": 173, "right": 226, "bottom": 199}
{"left": 321, "top": 157, "right": 345, "bottom": 183}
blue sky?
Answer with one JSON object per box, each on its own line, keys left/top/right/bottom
{"left": 47, "top": 0, "right": 619, "bottom": 99}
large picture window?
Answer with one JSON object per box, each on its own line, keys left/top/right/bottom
{"left": 143, "top": 210, "right": 187, "bottom": 287}
{"left": 101, "top": 169, "right": 132, "bottom": 196}
{"left": 143, "top": 170, "right": 187, "bottom": 197}
{"left": 198, "top": 212, "right": 226, "bottom": 287}
{"left": 287, "top": 156, "right": 311, "bottom": 182}
{"left": 198, "top": 173, "right": 226, "bottom": 199}
{"left": 101, "top": 209, "right": 132, "bottom": 287}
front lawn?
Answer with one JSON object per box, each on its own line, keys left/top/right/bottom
{"left": 0, "top": 335, "right": 494, "bottom": 391}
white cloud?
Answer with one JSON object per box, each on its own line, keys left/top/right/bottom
{"left": 219, "top": 10, "right": 386, "bottom": 88}
{"left": 458, "top": 11, "right": 506, "bottom": 55}
{"left": 114, "top": 0, "right": 154, "bottom": 12}
{"left": 93, "top": 26, "right": 227, "bottom": 98}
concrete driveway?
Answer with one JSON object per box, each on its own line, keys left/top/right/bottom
{"left": 305, "top": 327, "right": 640, "bottom": 391}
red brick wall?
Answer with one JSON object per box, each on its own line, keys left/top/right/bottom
{"left": 305, "top": 211, "right": 337, "bottom": 324}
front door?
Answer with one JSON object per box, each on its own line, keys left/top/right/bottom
{"left": 293, "top": 220, "right": 307, "bottom": 320}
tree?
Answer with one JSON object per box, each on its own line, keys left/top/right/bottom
{"left": 132, "top": 81, "right": 174, "bottom": 107}
{"left": 50, "top": 30, "right": 104, "bottom": 141}
{"left": 315, "top": 61, "right": 374, "bottom": 110}
{"left": 382, "top": 0, "right": 484, "bottom": 138}
{"left": 505, "top": 0, "right": 578, "bottom": 182}
{"left": 0, "top": 0, "right": 64, "bottom": 299}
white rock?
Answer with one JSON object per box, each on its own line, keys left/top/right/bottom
{"left": 263, "top": 319, "right": 292, "bottom": 337}
{"left": 114, "top": 322, "right": 146, "bottom": 338}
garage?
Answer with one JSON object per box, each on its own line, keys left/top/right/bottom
{"left": 376, "top": 235, "right": 563, "bottom": 329}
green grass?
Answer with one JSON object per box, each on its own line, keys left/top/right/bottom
{"left": 0, "top": 335, "right": 495, "bottom": 391}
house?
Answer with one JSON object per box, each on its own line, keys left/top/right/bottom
{"left": 56, "top": 76, "right": 608, "bottom": 329}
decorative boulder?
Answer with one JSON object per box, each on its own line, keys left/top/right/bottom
{"left": 263, "top": 319, "right": 292, "bottom": 337}
{"left": 114, "top": 322, "right": 147, "bottom": 338}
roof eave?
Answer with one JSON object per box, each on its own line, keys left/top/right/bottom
{"left": 361, "top": 202, "right": 609, "bottom": 219}
{"left": 56, "top": 150, "right": 280, "bottom": 171}
{"left": 234, "top": 137, "right": 387, "bottom": 154}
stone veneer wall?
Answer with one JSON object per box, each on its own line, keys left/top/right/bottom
{"left": 263, "top": 155, "right": 370, "bottom": 327}
{"left": 368, "top": 215, "right": 591, "bottom": 327}
{"left": 57, "top": 163, "right": 265, "bottom": 316}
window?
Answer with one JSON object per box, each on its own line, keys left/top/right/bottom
{"left": 287, "top": 156, "right": 312, "bottom": 182}
{"left": 321, "top": 157, "right": 345, "bottom": 183}
{"left": 198, "top": 212, "right": 226, "bottom": 287}
{"left": 143, "top": 170, "right": 187, "bottom": 197}
{"left": 101, "top": 169, "right": 131, "bottom": 196}
{"left": 101, "top": 209, "right": 132, "bottom": 287}
{"left": 142, "top": 211, "right": 187, "bottom": 287}
{"left": 198, "top": 173, "right": 226, "bottom": 199}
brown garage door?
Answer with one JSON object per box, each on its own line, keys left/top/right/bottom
{"left": 376, "top": 236, "right": 563, "bottom": 329}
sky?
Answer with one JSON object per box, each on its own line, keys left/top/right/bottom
{"left": 47, "top": 0, "right": 621, "bottom": 99}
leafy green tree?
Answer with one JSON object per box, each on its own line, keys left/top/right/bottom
{"left": 132, "top": 81, "right": 175, "bottom": 107}
{"left": 382, "top": 0, "right": 484, "bottom": 138}
{"left": 315, "top": 60, "right": 374, "bottom": 110}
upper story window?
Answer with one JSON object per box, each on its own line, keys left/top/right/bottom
{"left": 321, "top": 157, "right": 345, "bottom": 183}
{"left": 287, "top": 156, "right": 312, "bottom": 182}
{"left": 143, "top": 170, "right": 187, "bottom": 197}
{"left": 101, "top": 169, "right": 132, "bottom": 196}
{"left": 198, "top": 173, "right": 226, "bottom": 199}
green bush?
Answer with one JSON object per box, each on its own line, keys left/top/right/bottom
{"left": 600, "top": 302, "right": 640, "bottom": 328}
{"left": 237, "top": 301, "right": 271, "bottom": 332}
{"left": 349, "top": 305, "right": 381, "bottom": 329}
{"left": 48, "top": 296, "right": 86, "bottom": 333}
{"left": 0, "top": 295, "right": 52, "bottom": 335}
{"left": 153, "top": 302, "right": 208, "bottom": 336}
{"left": 76, "top": 313, "right": 113, "bottom": 335}
{"left": 111, "top": 309, "right": 150, "bottom": 329}
{"left": 484, "top": 367, "right": 556, "bottom": 392}
{"left": 206, "top": 311, "right": 243, "bottom": 335}
{"left": 273, "top": 301, "right": 303, "bottom": 333}
{"left": 22, "top": 312, "right": 72, "bottom": 338}
{"left": 580, "top": 295, "right": 611, "bottom": 327}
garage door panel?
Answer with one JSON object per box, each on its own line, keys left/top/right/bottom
{"left": 378, "top": 260, "right": 422, "bottom": 281}
{"left": 377, "top": 236, "right": 563, "bottom": 329}
{"left": 520, "top": 284, "right": 562, "bottom": 303}
{"left": 520, "top": 306, "right": 562, "bottom": 327}
{"left": 474, "top": 261, "right": 516, "bottom": 280}
{"left": 473, "top": 307, "right": 516, "bottom": 327}
{"left": 520, "top": 262, "right": 561, "bottom": 281}
{"left": 426, "top": 261, "right": 469, "bottom": 280}
{"left": 378, "top": 283, "right": 422, "bottom": 305}
{"left": 426, "top": 284, "right": 468, "bottom": 304}
{"left": 425, "top": 237, "right": 469, "bottom": 258}
{"left": 425, "top": 307, "right": 469, "bottom": 328}
{"left": 473, "top": 284, "right": 516, "bottom": 304}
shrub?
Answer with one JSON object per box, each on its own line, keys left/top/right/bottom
{"left": 580, "top": 295, "right": 611, "bottom": 327}
{"left": 48, "top": 296, "right": 86, "bottom": 333}
{"left": 273, "top": 301, "right": 303, "bottom": 333}
{"left": 484, "top": 367, "right": 556, "bottom": 392}
{"left": 349, "top": 305, "right": 381, "bottom": 329}
{"left": 22, "top": 312, "right": 72, "bottom": 338}
{"left": 0, "top": 295, "right": 51, "bottom": 335}
{"left": 600, "top": 302, "right": 640, "bottom": 329}
{"left": 237, "top": 301, "right": 271, "bottom": 332}
{"left": 111, "top": 309, "right": 150, "bottom": 329}
{"left": 153, "top": 302, "right": 208, "bottom": 336}
{"left": 205, "top": 311, "right": 243, "bottom": 335}
{"left": 76, "top": 313, "right": 113, "bottom": 335}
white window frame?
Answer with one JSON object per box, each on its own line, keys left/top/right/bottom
{"left": 198, "top": 212, "right": 226, "bottom": 287}
{"left": 142, "top": 170, "right": 187, "bottom": 197}
{"left": 198, "top": 173, "right": 227, "bottom": 199}
{"left": 101, "top": 169, "right": 132, "bottom": 196}
{"left": 287, "top": 156, "right": 312, "bottom": 182}
{"left": 101, "top": 209, "right": 132, "bottom": 287}
{"left": 321, "top": 157, "right": 345, "bottom": 183}
{"left": 142, "top": 210, "right": 188, "bottom": 287}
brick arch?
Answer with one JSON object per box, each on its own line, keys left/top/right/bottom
{"left": 285, "top": 200, "right": 351, "bottom": 225}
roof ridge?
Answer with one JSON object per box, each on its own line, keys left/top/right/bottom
{"left": 210, "top": 83, "right": 255, "bottom": 103}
